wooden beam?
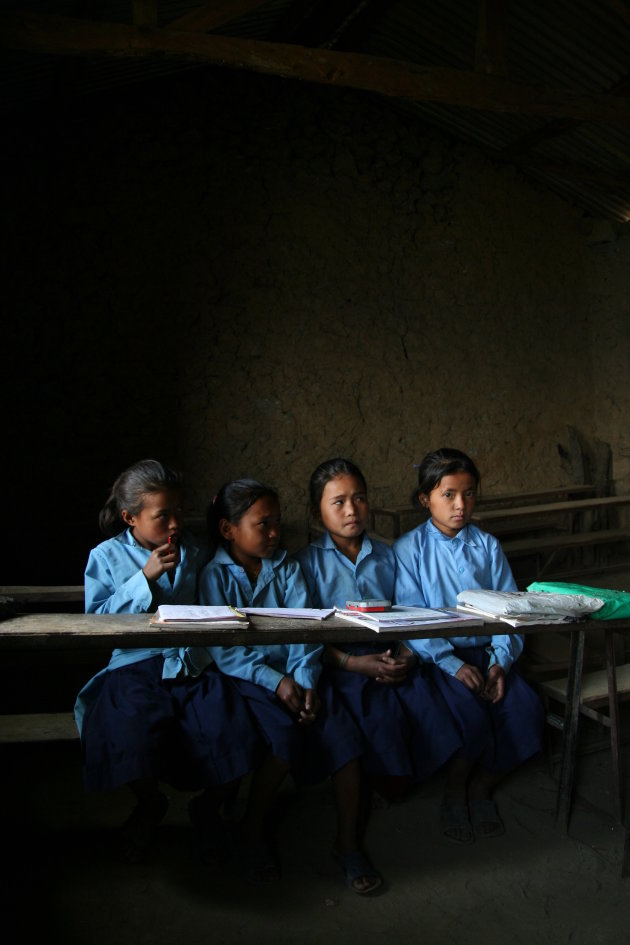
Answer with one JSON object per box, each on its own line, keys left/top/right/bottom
{"left": 167, "top": 1, "right": 271, "bottom": 33}
{"left": 132, "top": 1, "right": 157, "bottom": 30}
{"left": 2, "top": 11, "right": 630, "bottom": 124}
{"left": 475, "top": 0, "right": 508, "bottom": 76}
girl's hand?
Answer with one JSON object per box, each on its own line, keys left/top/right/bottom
{"left": 455, "top": 662, "right": 485, "bottom": 694}
{"left": 298, "top": 688, "right": 320, "bottom": 726}
{"left": 142, "top": 541, "right": 180, "bottom": 583}
{"left": 343, "top": 651, "right": 411, "bottom": 683}
{"left": 482, "top": 664, "right": 506, "bottom": 703}
{"left": 275, "top": 676, "right": 306, "bottom": 715}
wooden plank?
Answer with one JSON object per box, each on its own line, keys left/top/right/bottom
{"left": 473, "top": 495, "right": 630, "bottom": 525}
{"left": 2, "top": 612, "right": 611, "bottom": 653}
{"left": 2, "top": 12, "right": 630, "bottom": 124}
{"left": 167, "top": 1, "right": 270, "bottom": 32}
{"left": 0, "top": 712, "right": 78, "bottom": 743}
{"left": 372, "top": 486, "right": 596, "bottom": 522}
{"left": 503, "top": 527, "right": 630, "bottom": 556}
{"left": 0, "top": 585, "right": 84, "bottom": 603}
{"left": 540, "top": 663, "right": 630, "bottom": 705}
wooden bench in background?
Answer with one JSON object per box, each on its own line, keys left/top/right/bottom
{"left": 1, "top": 585, "right": 85, "bottom": 744}
{"left": 538, "top": 648, "right": 630, "bottom": 824}
{"left": 370, "top": 484, "right": 597, "bottom": 540}
{"left": 0, "top": 585, "right": 84, "bottom": 604}
{"left": 0, "top": 712, "right": 78, "bottom": 743}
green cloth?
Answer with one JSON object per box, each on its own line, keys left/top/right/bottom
{"left": 527, "top": 581, "right": 630, "bottom": 620}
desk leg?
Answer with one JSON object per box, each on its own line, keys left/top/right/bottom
{"left": 555, "top": 628, "right": 585, "bottom": 833}
{"left": 604, "top": 629, "right": 622, "bottom": 823}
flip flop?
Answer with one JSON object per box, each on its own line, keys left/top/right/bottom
{"left": 440, "top": 803, "right": 474, "bottom": 845}
{"left": 469, "top": 798, "right": 505, "bottom": 839}
{"left": 236, "top": 834, "right": 280, "bottom": 885}
{"left": 333, "top": 849, "right": 382, "bottom": 896}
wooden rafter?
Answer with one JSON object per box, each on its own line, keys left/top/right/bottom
{"left": 167, "top": 1, "right": 271, "bottom": 33}
{"left": 475, "top": 0, "right": 508, "bottom": 77}
{"left": 2, "top": 11, "right": 630, "bottom": 124}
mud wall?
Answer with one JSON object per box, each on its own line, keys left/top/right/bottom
{"left": 3, "top": 69, "right": 630, "bottom": 580}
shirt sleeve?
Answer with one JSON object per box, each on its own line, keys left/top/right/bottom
{"left": 286, "top": 642, "right": 323, "bottom": 689}
{"left": 198, "top": 561, "right": 227, "bottom": 606}
{"left": 282, "top": 559, "right": 312, "bottom": 608}
{"left": 485, "top": 633, "right": 524, "bottom": 672}
{"left": 392, "top": 540, "right": 428, "bottom": 607}
{"left": 405, "top": 636, "right": 464, "bottom": 675}
{"left": 84, "top": 547, "right": 153, "bottom": 614}
{"left": 209, "top": 644, "right": 285, "bottom": 692}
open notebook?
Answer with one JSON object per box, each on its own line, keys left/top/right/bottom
{"left": 334, "top": 605, "right": 485, "bottom": 633}
{"left": 150, "top": 605, "right": 249, "bottom": 627}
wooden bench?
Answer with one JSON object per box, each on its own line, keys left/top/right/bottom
{"left": 0, "top": 586, "right": 85, "bottom": 743}
{"left": 538, "top": 657, "right": 630, "bottom": 823}
{"left": 0, "top": 585, "right": 84, "bottom": 604}
{"left": 0, "top": 711, "right": 78, "bottom": 743}
{"left": 503, "top": 528, "right": 630, "bottom": 580}
{"left": 371, "top": 484, "right": 596, "bottom": 539}
{"left": 472, "top": 494, "right": 630, "bottom": 534}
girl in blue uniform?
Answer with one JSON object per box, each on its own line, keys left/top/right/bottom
{"left": 199, "top": 478, "right": 381, "bottom": 894}
{"left": 75, "top": 459, "right": 260, "bottom": 864}
{"left": 295, "top": 458, "right": 461, "bottom": 802}
{"left": 393, "top": 448, "right": 544, "bottom": 844}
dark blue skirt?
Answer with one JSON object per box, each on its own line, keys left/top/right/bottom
{"left": 327, "top": 642, "right": 462, "bottom": 781}
{"left": 426, "top": 645, "right": 544, "bottom": 773}
{"left": 226, "top": 673, "right": 363, "bottom": 785}
{"left": 80, "top": 656, "right": 262, "bottom": 793}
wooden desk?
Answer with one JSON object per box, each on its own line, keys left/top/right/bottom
{"left": 1, "top": 611, "right": 628, "bottom": 873}
{"left": 0, "top": 611, "right": 503, "bottom": 650}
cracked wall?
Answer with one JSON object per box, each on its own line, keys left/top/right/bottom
{"left": 4, "top": 70, "right": 630, "bottom": 579}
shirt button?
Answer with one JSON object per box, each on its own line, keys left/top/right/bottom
{"left": 458, "top": 567, "right": 465, "bottom": 573}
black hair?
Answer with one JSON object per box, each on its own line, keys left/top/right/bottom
{"left": 207, "top": 479, "right": 279, "bottom": 548}
{"left": 412, "top": 448, "right": 480, "bottom": 508}
{"left": 98, "top": 459, "right": 183, "bottom": 537}
{"left": 309, "top": 457, "right": 367, "bottom": 515}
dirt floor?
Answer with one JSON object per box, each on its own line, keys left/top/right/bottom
{"left": 3, "top": 719, "right": 628, "bottom": 945}
{"left": 3, "top": 563, "right": 630, "bottom": 945}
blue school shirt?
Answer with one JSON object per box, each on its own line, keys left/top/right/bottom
{"left": 393, "top": 520, "right": 522, "bottom": 676}
{"left": 199, "top": 546, "right": 323, "bottom": 694}
{"left": 75, "top": 529, "right": 210, "bottom": 734}
{"left": 294, "top": 531, "right": 395, "bottom": 609}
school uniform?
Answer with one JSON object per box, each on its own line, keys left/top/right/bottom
{"left": 295, "top": 532, "right": 462, "bottom": 781}
{"left": 200, "top": 546, "right": 362, "bottom": 782}
{"left": 76, "top": 529, "right": 260, "bottom": 792}
{"left": 393, "top": 520, "right": 543, "bottom": 772}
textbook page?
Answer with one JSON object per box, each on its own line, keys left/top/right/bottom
{"left": 334, "top": 606, "right": 484, "bottom": 632}
{"left": 240, "top": 607, "right": 335, "bottom": 620}
{"left": 152, "top": 605, "right": 248, "bottom": 624}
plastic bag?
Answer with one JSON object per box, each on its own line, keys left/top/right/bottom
{"left": 527, "top": 581, "right": 630, "bottom": 620}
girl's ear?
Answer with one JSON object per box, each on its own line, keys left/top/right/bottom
{"left": 218, "top": 518, "right": 233, "bottom": 542}
{"left": 121, "top": 509, "right": 135, "bottom": 526}
{"left": 418, "top": 492, "right": 430, "bottom": 509}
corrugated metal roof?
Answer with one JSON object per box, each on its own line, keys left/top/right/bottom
{"left": 2, "top": 0, "right": 630, "bottom": 222}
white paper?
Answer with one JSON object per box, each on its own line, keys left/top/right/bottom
{"left": 240, "top": 607, "right": 335, "bottom": 620}
{"left": 155, "top": 605, "right": 246, "bottom": 622}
